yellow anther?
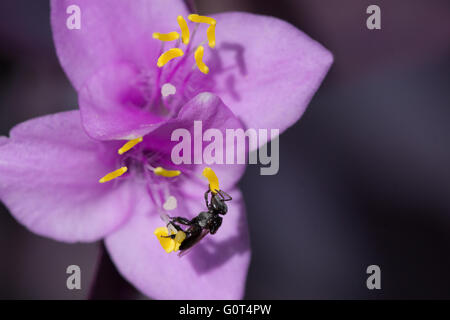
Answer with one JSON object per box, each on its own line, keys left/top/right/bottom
{"left": 177, "top": 16, "right": 190, "bottom": 44}
{"left": 153, "top": 166, "right": 181, "bottom": 177}
{"left": 174, "top": 231, "right": 186, "bottom": 251}
{"left": 202, "top": 167, "right": 220, "bottom": 193}
{"left": 99, "top": 167, "right": 128, "bottom": 183}
{"left": 206, "top": 23, "right": 216, "bottom": 48}
{"left": 194, "top": 45, "right": 209, "bottom": 74}
{"left": 118, "top": 137, "right": 143, "bottom": 155}
{"left": 154, "top": 227, "right": 186, "bottom": 253}
{"left": 188, "top": 14, "right": 216, "bottom": 25}
{"left": 152, "top": 32, "right": 180, "bottom": 42}
{"left": 154, "top": 227, "right": 175, "bottom": 253}
{"left": 157, "top": 48, "right": 184, "bottom": 67}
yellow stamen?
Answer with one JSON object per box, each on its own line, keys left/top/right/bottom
{"left": 194, "top": 45, "right": 209, "bottom": 74}
{"left": 188, "top": 14, "right": 216, "bottom": 25}
{"left": 99, "top": 167, "right": 128, "bottom": 183}
{"left": 154, "top": 227, "right": 186, "bottom": 253}
{"left": 152, "top": 32, "right": 180, "bottom": 42}
{"left": 153, "top": 166, "right": 181, "bottom": 177}
{"left": 206, "top": 23, "right": 216, "bottom": 48}
{"left": 118, "top": 137, "right": 143, "bottom": 155}
{"left": 202, "top": 167, "right": 220, "bottom": 193}
{"left": 177, "top": 16, "right": 190, "bottom": 44}
{"left": 154, "top": 227, "right": 175, "bottom": 253}
{"left": 157, "top": 48, "right": 184, "bottom": 67}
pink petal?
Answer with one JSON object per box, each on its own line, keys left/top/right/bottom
{"left": 105, "top": 186, "right": 250, "bottom": 299}
{"left": 186, "top": 12, "right": 333, "bottom": 136}
{"left": 0, "top": 136, "right": 8, "bottom": 146}
{"left": 0, "top": 111, "right": 135, "bottom": 242}
{"left": 50, "top": 0, "right": 188, "bottom": 90}
{"left": 142, "top": 92, "right": 246, "bottom": 190}
{"left": 78, "top": 62, "right": 164, "bottom": 140}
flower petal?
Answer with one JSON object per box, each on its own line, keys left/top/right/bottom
{"left": 50, "top": 0, "right": 188, "bottom": 90}
{"left": 78, "top": 62, "right": 164, "bottom": 140}
{"left": 186, "top": 12, "right": 333, "bottom": 137}
{"left": 0, "top": 111, "right": 135, "bottom": 242}
{"left": 142, "top": 92, "right": 246, "bottom": 190}
{"left": 0, "top": 136, "right": 8, "bottom": 146}
{"left": 105, "top": 186, "right": 250, "bottom": 299}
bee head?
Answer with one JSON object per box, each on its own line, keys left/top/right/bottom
{"left": 211, "top": 193, "right": 228, "bottom": 215}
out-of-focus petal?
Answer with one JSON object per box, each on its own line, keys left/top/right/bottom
{"left": 185, "top": 12, "right": 333, "bottom": 137}
{"left": 0, "top": 136, "right": 8, "bottom": 146}
{"left": 50, "top": 0, "right": 188, "bottom": 90}
{"left": 106, "top": 187, "right": 250, "bottom": 299}
{"left": 79, "top": 62, "right": 164, "bottom": 140}
{"left": 0, "top": 111, "right": 135, "bottom": 242}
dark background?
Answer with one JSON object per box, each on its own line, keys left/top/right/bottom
{"left": 0, "top": 0, "right": 449, "bottom": 299}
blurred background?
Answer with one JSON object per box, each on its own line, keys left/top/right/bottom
{"left": 0, "top": 0, "right": 450, "bottom": 299}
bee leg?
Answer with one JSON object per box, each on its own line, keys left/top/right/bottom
{"left": 169, "top": 216, "right": 193, "bottom": 226}
{"left": 167, "top": 221, "right": 183, "bottom": 232}
{"left": 162, "top": 229, "right": 194, "bottom": 241}
{"left": 204, "top": 189, "right": 211, "bottom": 208}
{"left": 217, "top": 189, "right": 232, "bottom": 201}
{"left": 161, "top": 234, "right": 176, "bottom": 239}
{"left": 162, "top": 221, "right": 188, "bottom": 238}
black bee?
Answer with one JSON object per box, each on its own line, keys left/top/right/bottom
{"left": 166, "top": 188, "right": 232, "bottom": 256}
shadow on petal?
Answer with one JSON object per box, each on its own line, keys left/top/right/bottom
{"left": 220, "top": 42, "right": 247, "bottom": 76}
{"left": 184, "top": 209, "right": 250, "bottom": 275}
{"left": 187, "top": 41, "right": 247, "bottom": 104}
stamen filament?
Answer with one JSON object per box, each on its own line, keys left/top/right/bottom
{"left": 157, "top": 48, "right": 184, "bottom": 67}
{"left": 206, "top": 23, "right": 216, "bottom": 48}
{"left": 153, "top": 166, "right": 181, "bottom": 177}
{"left": 188, "top": 14, "right": 216, "bottom": 25}
{"left": 194, "top": 45, "right": 209, "bottom": 74}
{"left": 177, "top": 16, "right": 190, "bottom": 44}
{"left": 99, "top": 167, "right": 128, "bottom": 183}
{"left": 118, "top": 137, "right": 143, "bottom": 155}
{"left": 152, "top": 32, "right": 180, "bottom": 42}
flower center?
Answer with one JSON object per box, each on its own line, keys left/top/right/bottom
{"left": 144, "top": 14, "right": 217, "bottom": 120}
{"left": 99, "top": 138, "right": 180, "bottom": 184}
{"left": 153, "top": 13, "right": 216, "bottom": 72}
{"left": 97, "top": 14, "right": 220, "bottom": 225}
{"left": 98, "top": 138, "right": 186, "bottom": 223}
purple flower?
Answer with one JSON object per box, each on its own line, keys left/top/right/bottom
{"left": 0, "top": 0, "right": 332, "bottom": 299}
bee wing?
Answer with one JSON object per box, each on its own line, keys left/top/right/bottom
{"left": 178, "top": 229, "right": 210, "bottom": 258}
